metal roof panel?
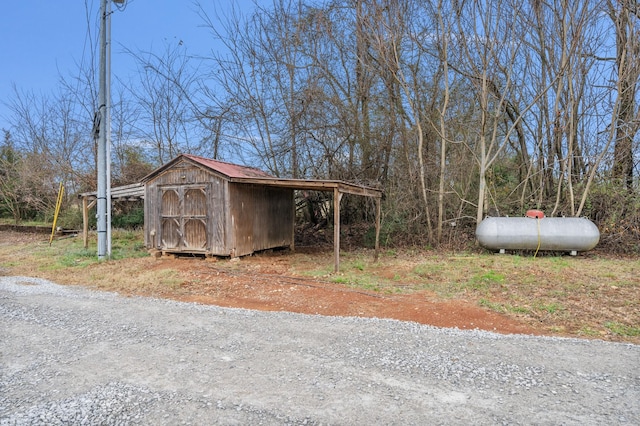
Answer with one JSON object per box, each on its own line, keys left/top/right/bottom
{"left": 182, "top": 154, "right": 275, "bottom": 179}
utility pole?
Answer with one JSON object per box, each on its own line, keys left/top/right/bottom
{"left": 97, "top": 0, "right": 123, "bottom": 259}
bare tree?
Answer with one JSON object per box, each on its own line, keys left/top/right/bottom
{"left": 198, "top": 2, "right": 285, "bottom": 174}
{"left": 5, "top": 85, "right": 93, "bottom": 200}
{"left": 521, "top": 1, "right": 602, "bottom": 216}
{"left": 609, "top": 0, "right": 640, "bottom": 189}
{"left": 449, "top": 0, "right": 529, "bottom": 223}
{"left": 127, "top": 42, "right": 199, "bottom": 165}
{"left": 0, "top": 130, "right": 22, "bottom": 222}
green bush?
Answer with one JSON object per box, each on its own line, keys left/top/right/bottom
{"left": 112, "top": 206, "right": 144, "bottom": 229}
{"left": 56, "top": 207, "right": 85, "bottom": 230}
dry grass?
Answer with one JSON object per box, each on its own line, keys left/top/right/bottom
{"left": 1, "top": 230, "right": 639, "bottom": 343}
{"left": 0, "top": 230, "right": 181, "bottom": 296}
{"left": 292, "top": 249, "right": 640, "bottom": 342}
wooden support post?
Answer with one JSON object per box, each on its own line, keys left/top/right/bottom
{"left": 291, "top": 190, "right": 295, "bottom": 252}
{"left": 333, "top": 188, "right": 343, "bottom": 273}
{"left": 83, "top": 196, "right": 89, "bottom": 248}
{"left": 374, "top": 197, "right": 381, "bottom": 262}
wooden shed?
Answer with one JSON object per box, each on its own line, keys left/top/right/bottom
{"left": 142, "top": 154, "right": 294, "bottom": 258}
{"left": 72, "top": 153, "right": 384, "bottom": 271}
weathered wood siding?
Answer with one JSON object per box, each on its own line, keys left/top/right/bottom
{"left": 252, "top": 186, "right": 294, "bottom": 251}
{"left": 229, "top": 184, "right": 293, "bottom": 257}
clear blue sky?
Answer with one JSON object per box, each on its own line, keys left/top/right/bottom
{"left": 0, "top": 0, "right": 252, "bottom": 132}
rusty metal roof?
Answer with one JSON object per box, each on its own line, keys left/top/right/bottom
{"left": 141, "top": 154, "right": 382, "bottom": 198}
{"left": 182, "top": 154, "right": 276, "bottom": 179}
{"left": 140, "top": 154, "right": 276, "bottom": 182}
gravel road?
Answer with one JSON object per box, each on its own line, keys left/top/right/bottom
{"left": 1, "top": 275, "right": 639, "bottom": 425}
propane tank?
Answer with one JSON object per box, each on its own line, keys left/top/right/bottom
{"left": 476, "top": 213, "right": 599, "bottom": 255}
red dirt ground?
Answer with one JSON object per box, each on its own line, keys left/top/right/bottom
{"left": 151, "top": 251, "right": 539, "bottom": 336}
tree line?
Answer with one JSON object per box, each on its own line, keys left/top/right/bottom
{"left": 1, "top": 0, "right": 639, "bottom": 251}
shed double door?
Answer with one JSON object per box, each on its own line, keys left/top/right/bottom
{"left": 159, "top": 185, "right": 208, "bottom": 251}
